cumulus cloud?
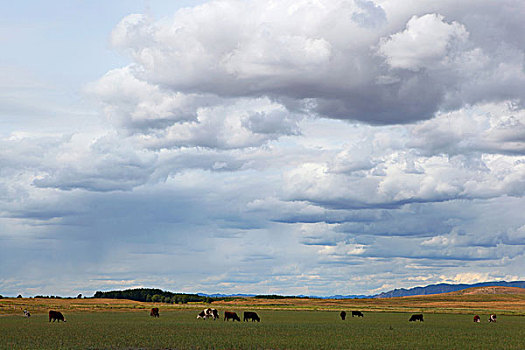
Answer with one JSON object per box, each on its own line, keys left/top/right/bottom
{"left": 410, "top": 102, "right": 525, "bottom": 156}
{"left": 378, "top": 14, "right": 468, "bottom": 71}
{"left": 138, "top": 97, "right": 302, "bottom": 150}
{"left": 88, "top": 66, "right": 213, "bottom": 132}
{"left": 282, "top": 102, "right": 525, "bottom": 210}
{"left": 283, "top": 153, "right": 525, "bottom": 209}
{"left": 89, "top": 67, "right": 303, "bottom": 150}
{"left": 94, "top": 0, "right": 525, "bottom": 125}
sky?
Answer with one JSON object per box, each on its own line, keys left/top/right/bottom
{"left": 0, "top": 0, "right": 524, "bottom": 297}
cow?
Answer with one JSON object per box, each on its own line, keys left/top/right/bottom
{"left": 224, "top": 311, "right": 241, "bottom": 322}
{"left": 352, "top": 311, "right": 364, "bottom": 317}
{"left": 243, "top": 311, "right": 260, "bottom": 322}
{"left": 150, "top": 307, "right": 160, "bottom": 317}
{"left": 211, "top": 308, "right": 219, "bottom": 320}
{"left": 409, "top": 314, "right": 424, "bottom": 322}
{"left": 23, "top": 309, "right": 31, "bottom": 318}
{"left": 340, "top": 311, "right": 346, "bottom": 320}
{"left": 48, "top": 310, "right": 66, "bottom": 322}
{"left": 197, "top": 308, "right": 219, "bottom": 320}
{"left": 489, "top": 314, "right": 497, "bottom": 323}
{"left": 473, "top": 315, "right": 480, "bottom": 323}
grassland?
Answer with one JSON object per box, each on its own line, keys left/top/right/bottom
{"left": 1, "top": 309, "right": 524, "bottom": 349}
{"left": 1, "top": 288, "right": 524, "bottom": 349}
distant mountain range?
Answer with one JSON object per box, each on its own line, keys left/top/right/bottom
{"left": 198, "top": 281, "right": 525, "bottom": 299}
{"left": 371, "top": 281, "right": 525, "bottom": 298}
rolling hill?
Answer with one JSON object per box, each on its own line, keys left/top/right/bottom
{"left": 372, "top": 280, "right": 525, "bottom": 298}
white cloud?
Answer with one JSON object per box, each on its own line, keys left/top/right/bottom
{"left": 96, "top": 0, "right": 525, "bottom": 125}
{"left": 378, "top": 14, "right": 468, "bottom": 71}
{"left": 138, "top": 97, "right": 302, "bottom": 150}
{"left": 442, "top": 272, "right": 492, "bottom": 284}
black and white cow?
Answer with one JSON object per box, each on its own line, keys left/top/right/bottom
{"left": 489, "top": 314, "right": 497, "bottom": 323}
{"left": 197, "top": 308, "right": 219, "bottom": 320}
{"left": 210, "top": 308, "right": 219, "bottom": 320}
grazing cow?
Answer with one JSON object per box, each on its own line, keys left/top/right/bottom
{"left": 243, "top": 311, "right": 260, "bottom": 322}
{"left": 211, "top": 308, "right": 219, "bottom": 320}
{"left": 352, "top": 311, "right": 364, "bottom": 317}
{"left": 473, "top": 315, "right": 480, "bottom": 323}
{"left": 489, "top": 314, "right": 497, "bottom": 323}
{"left": 224, "top": 311, "right": 241, "bottom": 322}
{"left": 197, "top": 308, "right": 219, "bottom": 320}
{"left": 409, "top": 314, "right": 424, "bottom": 322}
{"left": 23, "top": 309, "right": 31, "bottom": 318}
{"left": 340, "top": 311, "right": 346, "bottom": 320}
{"left": 48, "top": 310, "right": 66, "bottom": 322}
{"left": 150, "top": 307, "right": 160, "bottom": 317}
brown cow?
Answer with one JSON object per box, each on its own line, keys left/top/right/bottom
{"left": 150, "top": 307, "right": 160, "bottom": 317}
{"left": 49, "top": 310, "right": 66, "bottom": 322}
{"left": 473, "top": 315, "right": 480, "bottom": 322}
{"left": 224, "top": 311, "right": 240, "bottom": 322}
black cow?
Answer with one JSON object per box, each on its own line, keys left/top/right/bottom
{"left": 243, "top": 311, "right": 260, "bottom": 322}
{"left": 224, "top": 311, "right": 241, "bottom": 322}
{"left": 150, "top": 307, "right": 160, "bottom": 317}
{"left": 352, "top": 311, "right": 364, "bottom": 317}
{"left": 409, "top": 314, "right": 424, "bottom": 322}
{"left": 48, "top": 310, "right": 66, "bottom": 322}
{"left": 340, "top": 311, "right": 346, "bottom": 320}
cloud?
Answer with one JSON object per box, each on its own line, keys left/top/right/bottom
{"left": 441, "top": 272, "right": 492, "bottom": 284}
{"left": 95, "top": 0, "right": 525, "bottom": 125}
{"left": 138, "top": 97, "right": 303, "bottom": 150}
{"left": 89, "top": 67, "right": 303, "bottom": 150}
{"left": 409, "top": 102, "right": 525, "bottom": 156}
{"left": 88, "top": 66, "right": 210, "bottom": 132}
{"left": 282, "top": 103, "right": 525, "bottom": 210}
{"left": 378, "top": 14, "right": 468, "bottom": 71}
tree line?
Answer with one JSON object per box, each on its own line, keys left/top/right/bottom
{"left": 254, "top": 294, "right": 309, "bottom": 299}
{"left": 93, "top": 288, "right": 216, "bottom": 304}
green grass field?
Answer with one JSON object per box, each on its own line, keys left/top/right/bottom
{"left": 1, "top": 310, "right": 524, "bottom": 349}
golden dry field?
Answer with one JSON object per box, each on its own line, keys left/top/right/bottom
{"left": 2, "top": 287, "right": 525, "bottom": 316}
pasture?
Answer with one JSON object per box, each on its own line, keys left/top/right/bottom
{"left": 1, "top": 309, "right": 524, "bottom": 349}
